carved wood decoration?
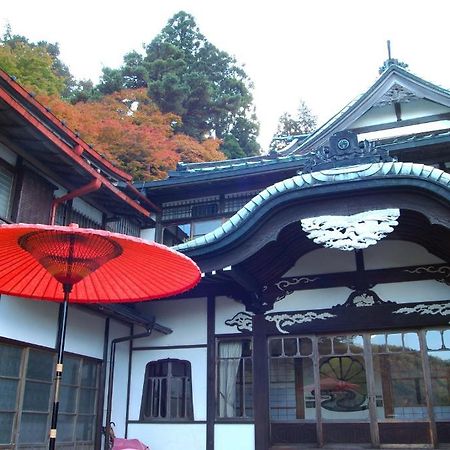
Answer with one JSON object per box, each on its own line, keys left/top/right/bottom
{"left": 301, "top": 209, "right": 400, "bottom": 251}
{"left": 224, "top": 299, "right": 450, "bottom": 334}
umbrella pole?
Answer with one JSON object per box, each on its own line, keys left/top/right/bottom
{"left": 48, "top": 283, "right": 71, "bottom": 450}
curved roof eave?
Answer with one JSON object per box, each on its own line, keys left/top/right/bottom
{"left": 175, "top": 162, "right": 450, "bottom": 255}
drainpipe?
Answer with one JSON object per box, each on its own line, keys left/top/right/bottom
{"left": 105, "top": 322, "right": 155, "bottom": 449}
{"left": 49, "top": 178, "right": 102, "bottom": 225}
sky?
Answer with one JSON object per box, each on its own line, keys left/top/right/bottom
{"left": 1, "top": 0, "right": 449, "bottom": 150}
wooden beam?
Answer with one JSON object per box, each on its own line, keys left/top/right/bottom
{"left": 350, "top": 112, "right": 450, "bottom": 134}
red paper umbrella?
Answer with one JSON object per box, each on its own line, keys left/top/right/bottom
{"left": 0, "top": 223, "right": 200, "bottom": 450}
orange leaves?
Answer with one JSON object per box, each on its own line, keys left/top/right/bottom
{"left": 36, "top": 88, "right": 224, "bottom": 180}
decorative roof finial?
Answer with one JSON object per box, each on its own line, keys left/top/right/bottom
{"left": 379, "top": 40, "right": 409, "bottom": 74}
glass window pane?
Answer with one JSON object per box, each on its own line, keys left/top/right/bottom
{"left": 62, "top": 358, "right": 80, "bottom": 385}
{"left": 443, "top": 330, "right": 450, "bottom": 349}
{"left": 0, "top": 379, "right": 18, "bottom": 409}
{"left": 387, "top": 333, "right": 403, "bottom": 351}
{"left": 0, "top": 412, "right": 14, "bottom": 444}
{"left": 79, "top": 389, "right": 96, "bottom": 414}
{"left": 76, "top": 415, "right": 95, "bottom": 441}
{"left": 27, "top": 350, "right": 54, "bottom": 381}
{"left": 269, "top": 339, "right": 282, "bottom": 357}
{"left": 0, "top": 344, "right": 22, "bottom": 377}
{"left": 333, "top": 336, "right": 348, "bottom": 354}
{"left": 372, "top": 352, "right": 427, "bottom": 420}
{"left": 371, "top": 334, "right": 386, "bottom": 352}
{"left": 0, "top": 169, "right": 13, "bottom": 218}
{"left": 60, "top": 386, "right": 77, "bottom": 414}
{"left": 348, "top": 335, "right": 364, "bottom": 353}
{"left": 403, "top": 333, "right": 420, "bottom": 351}
{"left": 23, "top": 381, "right": 51, "bottom": 412}
{"left": 318, "top": 337, "right": 332, "bottom": 355}
{"left": 284, "top": 338, "right": 297, "bottom": 356}
{"left": 427, "top": 330, "right": 443, "bottom": 350}
{"left": 80, "top": 361, "right": 97, "bottom": 387}
{"left": 18, "top": 413, "right": 48, "bottom": 443}
{"left": 299, "top": 338, "right": 312, "bottom": 356}
{"left": 57, "top": 414, "right": 75, "bottom": 442}
{"left": 171, "top": 361, "right": 187, "bottom": 377}
{"left": 428, "top": 350, "right": 450, "bottom": 420}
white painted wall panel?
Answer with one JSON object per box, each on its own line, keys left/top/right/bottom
{"left": 135, "top": 298, "right": 207, "bottom": 347}
{"left": 107, "top": 320, "right": 133, "bottom": 440}
{"left": 140, "top": 228, "right": 155, "bottom": 242}
{"left": 284, "top": 247, "right": 355, "bottom": 276}
{"left": 127, "top": 423, "right": 206, "bottom": 450}
{"left": 65, "top": 306, "right": 105, "bottom": 359}
{"left": 0, "top": 295, "right": 58, "bottom": 347}
{"left": 273, "top": 287, "right": 352, "bottom": 312}
{"left": 373, "top": 280, "right": 450, "bottom": 304}
{"left": 215, "top": 424, "right": 254, "bottom": 450}
{"left": 364, "top": 240, "right": 443, "bottom": 269}
{"left": 129, "top": 347, "right": 207, "bottom": 421}
{"left": 215, "top": 296, "right": 247, "bottom": 335}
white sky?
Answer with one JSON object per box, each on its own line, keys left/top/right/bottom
{"left": 1, "top": 0, "right": 449, "bottom": 150}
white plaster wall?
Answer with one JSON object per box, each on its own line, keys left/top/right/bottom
{"left": 128, "top": 423, "right": 206, "bottom": 450}
{"left": 215, "top": 424, "right": 254, "bottom": 450}
{"left": 106, "top": 320, "right": 133, "bottom": 440}
{"left": 135, "top": 298, "right": 207, "bottom": 347}
{"left": 140, "top": 228, "right": 155, "bottom": 242}
{"left": 372, "top": 280, "right": 450, "bottom": 304}
{"left": 0, "top": 295, "right": 58, "bottom": 347}
{"left": 284, "top": 247, "right": 356, "bottom": 276}
{"left": 72, "top": 197, "right": 104, "bottom": 223}
{"left": 65, "top": 306, "right": 105, "bottom": 359}
{"left": 363, "top": 240, "right": 443, "bottom": 269}
{"left": 215, "top": 296, "right": 247, "bottom": 335}
{"left": 273, "top": 287, "right": 353, "bottom": 312}
{"left": 129, "top": 347, "right": 207, "bottom": 421}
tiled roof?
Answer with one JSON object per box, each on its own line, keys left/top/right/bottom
{"left": 380, "top": 129, "right": 450, "bottom": 150}
{"left": 175, "top": 162, "right": 450, "bottom": 253}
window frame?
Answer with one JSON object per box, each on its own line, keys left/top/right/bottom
{"left": 216, "top": 337, "right": 253, "bottom": 421}
{"left": 140, "top": 358, "right": 194, "bottom": 422}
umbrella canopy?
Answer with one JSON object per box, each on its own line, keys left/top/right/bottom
{"left": 0, "top": 223, "right": 200, "bottom": 302}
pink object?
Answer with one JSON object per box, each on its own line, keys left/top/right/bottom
{"left": 112, "top": 438, "right": 149, "bottom": 450}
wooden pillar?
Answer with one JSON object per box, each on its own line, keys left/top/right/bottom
{"left": 253, "top": 313, "right": 270, "bottom": 450}
{"left": 154, "top": 212, "right": 164, "bottom": 244}
{"left": 206, "top": 296, "right": 216, "bottom": 450}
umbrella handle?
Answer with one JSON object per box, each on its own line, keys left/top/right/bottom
{"left": 48, "top": 286, "right": 71, "bottom": 450}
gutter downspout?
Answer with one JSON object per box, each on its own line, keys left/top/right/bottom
{"left": 49, "top": 178, "right": 102, "bottom": 225}
{"left": 105, "top": 322, "right": 155, "bottom": 449}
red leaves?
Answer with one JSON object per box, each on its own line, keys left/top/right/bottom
{"left": 37, "top": 88, "right": 224, "bottom": 180}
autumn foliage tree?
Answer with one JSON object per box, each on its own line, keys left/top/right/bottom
{"left": 38, "top": 89, "right": 224, "bottom": 180}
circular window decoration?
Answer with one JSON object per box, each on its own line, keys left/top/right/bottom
{"left": 318, "top": 356, "right": 368, "bottom": 411}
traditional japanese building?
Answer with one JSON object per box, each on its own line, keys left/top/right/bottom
{"left": 135, "top": 58, "right": 450, "bottom": 450}
{"left": 1, "top": 55, "right": 450, "bottom": 450}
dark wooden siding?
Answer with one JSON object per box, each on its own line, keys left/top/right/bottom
{"left": 15, "top": 168, "right": 54, "bottom": 224}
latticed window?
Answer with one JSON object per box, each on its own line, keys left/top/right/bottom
{"left": 140, "top": 359, "right": 193, "bottom": 421}
{"left": 0, "top": 341, "right": 100, "bottom": 449}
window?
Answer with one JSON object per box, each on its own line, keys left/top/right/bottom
{"left": 0, "top": 341, "right": 100, "bottom": 449}
{"left": 0, "top": 164, "right": 14, "bottom": 221}
{"left": 217, "top": 339, "right": 253, "bottom": 419}
{"left": 140, "top": 359, "right": 193, "bottom": 421}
